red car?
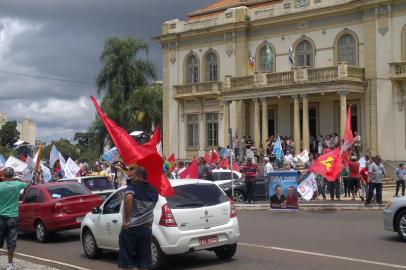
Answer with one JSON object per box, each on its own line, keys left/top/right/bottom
{"left": 19, "top": 182, "right": 102, "bottom": 242}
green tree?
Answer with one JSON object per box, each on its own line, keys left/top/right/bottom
{"left": 0, "top": 121, "right": 20, "bottom": 148}
{"left": 124, "top": 83, "right": 163, "bottom": 131}
{"left": 96, "top": 36, "right": 157, "bottom": 129}
{"left": 43, "top": 139, "right": 80, "bottom": 161}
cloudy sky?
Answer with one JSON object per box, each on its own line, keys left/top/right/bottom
{"left": 0, "top": 0, "right": 213, "bottom": 142}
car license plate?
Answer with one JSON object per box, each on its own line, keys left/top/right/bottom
{"left": 199, "top": 235, "right": 218, "bottom": 246}
{"left": 76, "top": 216, "right": 84, "bottom": 223}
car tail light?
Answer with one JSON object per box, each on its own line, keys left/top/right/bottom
{"left": 52, "top": 202, "right": 64, "bottom": 213}
{"left": 230, "top": 198, "right": 237, "bottom": 218}
{"left": 159, "top": 204, "right": 177, "bottom": 227}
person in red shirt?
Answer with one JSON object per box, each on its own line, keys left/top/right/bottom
{"left": 348, "top": 156, "right": 361, "bottom": 201}
{"left": 240, "top": 158, "right": 259, "bottom": 204}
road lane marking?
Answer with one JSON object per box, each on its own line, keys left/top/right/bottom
{"left": 240, "top": 243, "right": 406, "bottom": 269}
{"left": 0, "top": 249, "right": 91, "bottom": 270}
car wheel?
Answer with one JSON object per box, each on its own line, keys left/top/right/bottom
{"left": 233, "top": 190, "right": 245, "bottom": 203}
{"left": 214, "top": 243, "right": 237, "bottom": 260}
{"left": 82, "top": 229, "right": 102, "bottom": 259}
{"left": 151, "top": 238, "right": 167, "bottom": 270}
{"left": 35, "top": 221, "right": 49, "bottom": 243}
{"left": 396, "top": 209, "right": 406, "bottom": 242}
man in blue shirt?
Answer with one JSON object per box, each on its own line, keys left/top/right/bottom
{"left": 395, "top": 163, "right": 406, "bottom": 197}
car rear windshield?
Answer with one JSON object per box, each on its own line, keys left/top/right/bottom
{"left": 83, "top": 177, "right": 114, "bottom": 191}
{"left": 167, "top": 183, "right": 228, "bottom": 209}
{"left": 48, "top": 183, "right": 91, "bottom": 199}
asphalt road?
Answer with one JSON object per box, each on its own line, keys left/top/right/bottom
{"left": 2, "top": 210, "right": 406, "bottom": 270}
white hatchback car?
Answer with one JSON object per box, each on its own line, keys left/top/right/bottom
{"left": 80, "top": 179, "right": 240, "bottom": 269}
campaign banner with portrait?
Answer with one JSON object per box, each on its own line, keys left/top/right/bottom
{"left": 268, "top": 171, "right": 299, "bottom": 210}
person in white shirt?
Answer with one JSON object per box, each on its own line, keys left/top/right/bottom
{"left": 264, "top": 157, "right": 273, "bottom": 199}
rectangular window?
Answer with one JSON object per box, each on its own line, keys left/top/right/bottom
{"left": 206, "top": 113, "right": 218, "bottom": 147}
{"left": 187, "top": 114, "right": 199, "bottom": 148}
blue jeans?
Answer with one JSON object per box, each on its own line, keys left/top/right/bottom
{"left": 118, "top": 225, "right": 153, "bottom": 269}
{"left": 0, "top": 216, "right": 18, "bottom": 249}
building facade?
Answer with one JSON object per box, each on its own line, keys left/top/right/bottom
{"left": 156, "top": 0, "right": 406, "bottom": 161}
{"left": 17, "top": 119, "right": 36, "bottom": 145}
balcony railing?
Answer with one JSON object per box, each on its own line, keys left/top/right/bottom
{"left": 230, "top": 75, "right": 254, "bottom": 89}
{"left": 389, "top": 61, "right": 406, "bottom": 80}
{"left": 224, "top": 63, "right": 365, "bottom": 91}
{"left": 173, "top": 81, "right": 222, "bottom": 98}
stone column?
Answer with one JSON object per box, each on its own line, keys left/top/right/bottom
{"left": 339, "top": 91, "right": 348, "bottom": 139}
{"left": 254, "top": 99, "right": 261, "bottom": 147}
{"left": 293, "top": 95, "right": 301, "bottom": 155}
{"left": 223, "top": 101, "right": 231, "bottom": 147}
{"left": 261, "top": 98, "right": 269, "bottom": 147}
{"left": 302, "top": 94, "right": 310, "bottom": 152}
{"left": 236, "top": 100, "right": 245, "bottom": 137}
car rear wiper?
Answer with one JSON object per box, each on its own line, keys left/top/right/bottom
{"left": 175, "top": 202, "right": 205, "bottom": 208}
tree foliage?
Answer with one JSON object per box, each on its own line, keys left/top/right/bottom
{"left": 87, "top": 36, "right": 161, "bottom": 159}
{"left": 0, "top": 121, "right": 20, "bottom": 148}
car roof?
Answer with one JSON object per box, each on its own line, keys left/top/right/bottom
{"left": 169, "top": 179, "right": 216, "bottom": 187}
{"left": 59, "top": 176, "right": 109, "bottom": 181}
{"left": 29, "top": 182, "right": 82, "bottom": 188}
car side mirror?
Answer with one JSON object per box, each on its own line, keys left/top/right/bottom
{"left": 92, "top": 206, "right": 101, "bottom": 214}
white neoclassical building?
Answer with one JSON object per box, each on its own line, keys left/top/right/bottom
{"left": 155, "top": 0, "right": 406, "bottom": 162}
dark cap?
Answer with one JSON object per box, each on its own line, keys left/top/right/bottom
{"left": 3, "top": 167, "right": 15, "bottom": 178}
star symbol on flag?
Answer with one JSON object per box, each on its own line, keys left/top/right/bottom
{"left": 320, "top": 156, "right": 334, "bottom": 171}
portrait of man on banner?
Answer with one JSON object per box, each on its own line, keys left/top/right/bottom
{"left": 268, "top": 171, "right": 299, "bottom": 210}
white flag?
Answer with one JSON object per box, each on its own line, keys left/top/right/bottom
{"left": 49, "top": 145, "right": 59, "bottom": 167}
{"left": 25, "top": 156, "right": 35, "bottom": 171}
{"left": 59, "top": 152, "right": 66, "bottom": 170}
{"left": 297, "top": 173, "right": 317, "bottom": 201}
{"left": 297, "top": 150, "right": 309, "bottom": 164}
{"left": 64, "top": 158, "right": 80, "bottom": 178}
{"left": 5, "top": 156, "right": 28, "bottom": 173}
{"left": 41, "top": 164, "right": 52, "bottom": 183}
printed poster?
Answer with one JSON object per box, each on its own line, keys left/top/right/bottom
{"left": 268, "top": 171, "right": 299, "bottom": 210}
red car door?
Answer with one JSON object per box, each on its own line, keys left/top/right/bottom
{"left": 19, "top": 188, "right": 39, "bottom": 232}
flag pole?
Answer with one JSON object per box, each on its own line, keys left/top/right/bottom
{"left": 229, "top": 127, "right": 234, "bottom": 199}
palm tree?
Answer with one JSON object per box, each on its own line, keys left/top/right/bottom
{"left": 96, "top": 36, "right": 157, "bottom": 129}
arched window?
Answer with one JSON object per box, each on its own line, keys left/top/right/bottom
{"left": 296, "top": 40, "right": 314, "bottom": 67}
{"left": 337, "top": 34, "right": 356, "bottom": 65}
{"left": 186, "top": 54, "right": 199, "bottom": 84}
{"left": 205, "top": 52, "right": 218, "bottom": 81}
{"left": 258, "top": 45, "right": 274, "bottom": 72}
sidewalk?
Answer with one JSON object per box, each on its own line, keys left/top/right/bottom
{"left": 236, "top": 190, "right": 394, "bottom": 211}
{"left": 0, "top": 256, "right": 59, "bottom": 270}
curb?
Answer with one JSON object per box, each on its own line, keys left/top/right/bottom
{"left": 236, "top": 203, "right": 386, "bottom": 211}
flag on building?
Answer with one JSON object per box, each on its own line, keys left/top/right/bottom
{"left": 341, "top": 105, "right": 354, "bottom": 153}
{"left": 273, "top": 136, "right": 284, "bottom": 162}
{"left": 179, "top": 159, "right": 198, "bottom": 179}
{"left": 310, "top": 148, "right": 342, "bottom": 181}
{"left": 297, "top": 172, "right": 317, "bottom": 201}
{"left": 248, "top": 49, "right": 256, "bottom": 72}
{"left": 288, "top": 39, "right": 295, "bottom": 67}
{"left": 266, "top": 41, "right": 273, "bottom": 69}
{"left": 49, "top": 145, "right": 59, "bottom": 167}
{"left": 91, "top": 96, "right": 175, "bottom": 197}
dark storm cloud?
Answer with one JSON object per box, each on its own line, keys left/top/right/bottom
{"left": 0, "top": 0, "right": 213, "bottom": 141}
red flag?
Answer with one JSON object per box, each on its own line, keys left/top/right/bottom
{"left": 310, "top": 148, "right": 342, "bottom": 182}
{"left": 220, "top": 158, "right": 230, "bottom": 169}
{"left": 341, "top": 105, "right": 354, "bottom": 153}
{"left": 90, "top": 96, "right": 174, "bottom": 197}
{"left": 204, "top": 151, "right": 211, "bottom": 164}
{"left": 232, "top": 161, "right": 241, "bottom": 172}
{"left": 167, "top": 153, "right": 176, "bottom": 172}
{"left": 210, "top": 150, "right": 219, "bottom": 165}
{"left": 143, "top": 125, "right": 160, "bottom": 152}
{"left": 179, "top": 159, "right": 198, "bottom": 179}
